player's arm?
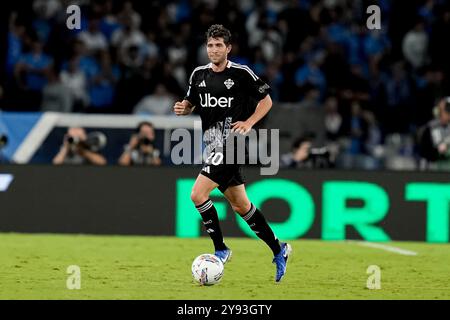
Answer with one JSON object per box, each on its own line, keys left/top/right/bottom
{"left": 232, "top": 94, "right": 272, "bottom": 134}
{"left": 173, "top": 99, "right": 195, "bottom": 116}
{"left": 232, "top": 66, "right": 272, "bottom": 134}
{"left": 175, "top": 68, "right": 200, "bottom": 116}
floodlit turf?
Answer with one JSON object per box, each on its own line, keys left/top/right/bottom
{"left": 0, "top": 233, "right": 449, "bottom": 300}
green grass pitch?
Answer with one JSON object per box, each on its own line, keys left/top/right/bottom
{"left": 1, "top": 233, "right": 449, "bottom": 300}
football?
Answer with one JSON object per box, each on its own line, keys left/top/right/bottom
{"left": 191, "top": 254, "right": 224, "bottom": 285}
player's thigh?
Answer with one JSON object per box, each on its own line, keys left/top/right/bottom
{"left": 191, "top": 174, "right": 219, "bottom": 205}
{"left": 223, "top": 184, "right": 251, "bottom": 214}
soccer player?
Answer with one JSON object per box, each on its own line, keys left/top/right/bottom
{"left": 173, "top": 25, "right": 291, "bottom": 282}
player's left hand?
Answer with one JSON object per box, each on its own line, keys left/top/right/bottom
{"left": 231, "top": 121, "right": 252, "bottom": 135}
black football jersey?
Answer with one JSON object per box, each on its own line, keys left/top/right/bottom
{"left": 184, "top": 61, "right": 271, "bottom": 154}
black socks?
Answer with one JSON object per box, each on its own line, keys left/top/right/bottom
{"left": 196, "top": 199, "right": 227, "bottom": 251}
{"left": 196, "top": 200, "right": 281, "bottom": 256}
{"left": 242, "top": 203, "right": 281, "bottom": 256}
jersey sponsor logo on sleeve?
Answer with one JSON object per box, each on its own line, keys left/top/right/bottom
{"left": 258, "top": 83, "right": 270, "bottom": 93}
{"left": 199, "top": 93, "right": 234, "bottom": 108}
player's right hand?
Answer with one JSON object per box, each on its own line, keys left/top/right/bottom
{"left": 173, "top": 101, "right": 190, "bottom": 116}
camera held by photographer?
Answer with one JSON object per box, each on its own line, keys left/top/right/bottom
{"left": 119, "top": 122, "right": 161, "bottom": 166}
{"left": 52, "top": 127, "right": 107, "bottom": 165}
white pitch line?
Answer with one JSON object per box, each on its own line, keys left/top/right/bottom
{"left": 351, "top": 241, "right": 418, "bottom": 256}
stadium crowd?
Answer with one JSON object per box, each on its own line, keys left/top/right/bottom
{"left": 1, "top": 0, "right": 450, "bottom": 169}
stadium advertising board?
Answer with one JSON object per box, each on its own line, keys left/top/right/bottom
{"left": 0, "top": 165, "right": 449, "bottom": 242}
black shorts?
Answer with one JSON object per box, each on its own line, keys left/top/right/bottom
{"left": 200, "top": 163, "right": 246, "bottom": 193}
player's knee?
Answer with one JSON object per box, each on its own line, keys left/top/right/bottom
{"left": 231, "top": 203, "right": 251, "bottom": 215}
{"left": 190, "top": 190, "right": 208, "bottom": 206}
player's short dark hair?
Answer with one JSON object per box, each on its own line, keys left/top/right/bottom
{"left": 206, "top": 24, "right": 232, "bottom": 46}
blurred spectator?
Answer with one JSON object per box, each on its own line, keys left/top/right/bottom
{"left": 6, "top": 12, "right": 26, "bottom": 78}
{"left": 16, "top": 39, "right": 52, "bottom": 92}
{"left": 167, "top": 34, "right": 188, "bottom": 87}
{"left": 245, "top": 5, "right": 266, "bottom": 48}
{"left": 414, "top": 67, "right": 447, "bottom": 127}
{"left": 78, "top": 17, "right": 109, "bottom": 55}
{"left": 64, "top": 39, "right": 98, "bottom": 80}
{"left": 53, "top": 127, "right": 107, "bottom": 165}
{"left": 60, "top": 57, "right": 90, "bottom": 112}
{"left": 259, "top": 26, "right": 283, "bottom": 63}
{"left": 122, "top": 45, "right": 145, "bottom": 73}
{"left": 343, "top": 64, "right": 371, "bottom": 104}
{"left": 402, "top": 18, "right": 429, "bottom": 70}
{"left": 418, "top": 0, "right": 436, "bottom": 28}
{"left": 14, "top": 37, "right": 53, "bottom": 108}
{"left": 87, "top": 50, "right": 120, "bottom": 112}
{"left": 295, "top": 51, "right": 327, "bottom": 99}
{"left": 133, "top": 84, "right": 176, "bottom": 115}
{"left": 417, "top": 97, "right": 450, "bottom": 170}
{"left": 32, "top": 0, "right": 62, "bottom": 44}
{"left": 41, "top": 67, "right": 73, "bottom": 113}
{"left": 364, "top": 29, "right": 391, "bottom": 62}
{"left": 117, "top": 0, "right": 142, "bottom": 30}
{"left": 98, "top": 0, "right": 122, "bottom": 42}
{"left": 383, "top": 62, "right": 413, "bottom": 133}
{"left": 363, "top": 111, "right": 383, "bottom": 158}
{"left": 111, "top": 15, "right": 146, "bottom": 67}
{"left": 263, "top": 62, "right": 283, "bottom": 101}
{"left": 118, "top": 121, "right": 161, "bottom": 166}
{"left": 115, "top": 54, "right": 158, "bottom": 114}
{"left": 346, "top": 101, "right": 368, "bottom": 155}
{"left": 298, "top": 83, "right": 321, "bottom": 108}
{"left": 141, "top": 30, "right": 159, "bottom": 60}
{"left": 324, "top": 96, "right": 343, "bottom": 141}
{"left": 32, "top": 0, "right": 61, "bottom": 21}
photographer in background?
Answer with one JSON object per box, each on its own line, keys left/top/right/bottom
{"left": 281, "top": 136, "right": 314, "bottom": 169}
{"left": 118, "top": 121, "right": 161, "bottom": 166}
{"left": 418, "top": 97, "right": 450, "bottom": 170}
{"left": 52, "top": 127, "right": 107, "bottom": 165}
{"left": 281, "top": 135, "right": 334, "bottom": 169}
